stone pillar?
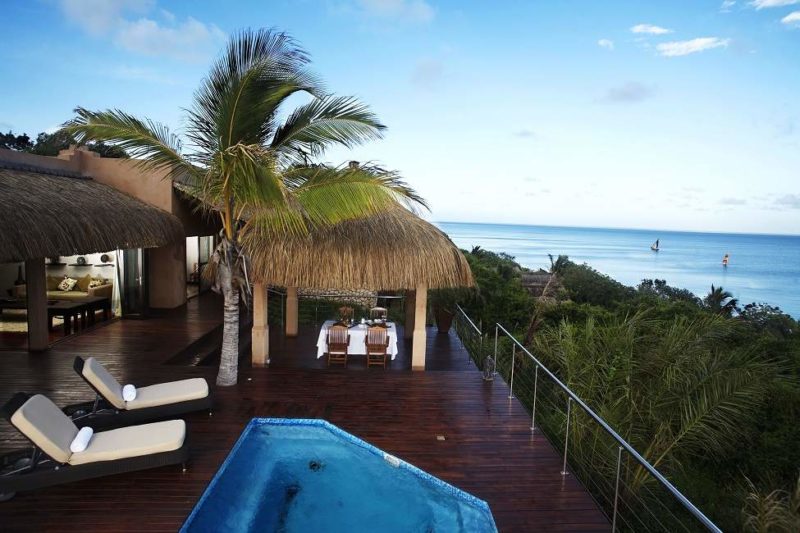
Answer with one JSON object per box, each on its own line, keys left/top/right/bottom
{"left": 411, "top": 284, "right": 427, "bottom": 371}
{"left": 251, "top": 282, "right": 269, "bottom": 366}
{"left": 25, "top": 258, "right": 48, "bottom": 351}
{"left": 404, "top": 289, "right": 415, "bottom": 339}
{"left": 285, "top": 286, "right": 298, "bottom": 337}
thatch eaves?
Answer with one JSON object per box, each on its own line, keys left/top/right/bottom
{"left": 244, "top": 207, "right": 474, "bottom": 291}
{"left": 0, "top": 162, "right": 184, "bottom": 263}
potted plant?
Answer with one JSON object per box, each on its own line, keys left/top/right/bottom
{"left": 429, "top": 288, "right": 465, "bottom": 334}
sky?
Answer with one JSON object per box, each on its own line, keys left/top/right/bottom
{"left": 1, "top": 0, "right": 799, "bottom": 235}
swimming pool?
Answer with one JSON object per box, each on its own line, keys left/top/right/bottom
{"left": 182, "top": 418, "right": 497, "bottom": 532}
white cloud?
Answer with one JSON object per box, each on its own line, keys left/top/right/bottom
{"left": 774, "top": 194, "right": 800, "bottom": 209}
{"left": 513, "top": 129, "right": 536, "bottom": 138}
{"left": 720, "top": 0, "right": 737, "bottom": 12}
{"left": 356, "top": 0, "right": 435, "bottom": 23}
{"left": 750, "top": 0, "right": 800, "bottom": 9}
{"left": 58, "top": 0, "right": 225, "bottom": 62}
{"left": 599, "top": 82, "right": 656, "bottom": 104}
{"left": 59, "top": 0, "right": 152, "bottom": 35}
{"left": 656, "top": 37, "right": 731, "bottom": 57}
{"left": 598, "top": 38, "right": 614, "bottom": 50}
{"left": 410, "top": 58, "right": 444, "bottom": 87}
{"left": 115, "top": 17, "right": 225, "bottom": 62}
{"left": 781, "top": 11, "right": 800, "bottom": 26}
{"left": 630, "top": 24, "right": 673, "bottom": 35}
{"left": 720, "top": 197, "right": 747, "bottom": 205}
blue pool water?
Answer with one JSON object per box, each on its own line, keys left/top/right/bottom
{"left": 181, "top": 419, "right": 497, "bottom": 532}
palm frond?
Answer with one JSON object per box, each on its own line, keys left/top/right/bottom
{"left": 187, "top": 28, "right": 322, "bottom": 155}
{"left": 286, "top": 163, "right": 426, "bottom": 228}
{"left": 64, "top": 107, "right": 195, "bottom": 177}
{"left": 271, "top": 96, "right": 386, "bottom": 163}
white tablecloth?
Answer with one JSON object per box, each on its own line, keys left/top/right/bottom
{"left": 316, "top": 320, "right": 399, "bottom": 360}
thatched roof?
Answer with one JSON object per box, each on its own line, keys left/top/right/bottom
{"left": 0, "top": 162, "right": 184, "bottom": 263}
{"left": 244, "top": 208, "right": 473, "bottom": 290}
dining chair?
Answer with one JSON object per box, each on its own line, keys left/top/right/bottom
{"left": 365, "top": 326, "right": 390, "bottom": 369}
{"left": 327, "top": 325, "right": 350, "bottom": 367}
{"left": 369, "top": 307, "right": 388, "bottom": 320}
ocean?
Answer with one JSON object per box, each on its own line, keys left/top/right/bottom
{"left": 436, "top": 222, "right": 800, "bottom": 318}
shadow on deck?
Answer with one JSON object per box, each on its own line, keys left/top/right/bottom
{"left": 0, "top": 293, "right": 609, "bottom": 532}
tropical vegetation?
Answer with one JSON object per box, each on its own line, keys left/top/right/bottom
{"left": 459, "top": 249, "right": 800, "bottom": 532}
{"left": 66, "top": 29, "right": 424, "bottom": 386}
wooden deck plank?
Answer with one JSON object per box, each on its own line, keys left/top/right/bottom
{"left": 0, "top": 293, "right": 608, "bottom": 532}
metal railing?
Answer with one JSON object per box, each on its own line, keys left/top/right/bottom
{"left": 454, "top": 305, "right": 721, "bottom": 533}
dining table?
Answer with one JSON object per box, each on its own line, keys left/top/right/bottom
{"left": 316, "top": 320, "right": 399, "bottom": 360}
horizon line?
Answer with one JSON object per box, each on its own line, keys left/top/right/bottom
{"left": 432, "top": 220, "right": 800, "bottom": 239}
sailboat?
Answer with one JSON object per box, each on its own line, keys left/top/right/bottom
{"left": 650, "top": 239, "right": 660, "bottom": 252}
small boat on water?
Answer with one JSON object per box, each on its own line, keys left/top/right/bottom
{"left": 650, "top": 239, "right": 660, "bottom": 252}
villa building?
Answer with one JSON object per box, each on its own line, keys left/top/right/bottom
{"left": 0, "top": 146, "right": 217, "bottom": 351}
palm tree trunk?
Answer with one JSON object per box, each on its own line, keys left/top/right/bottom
{"left": 216, "top": 255, "right": 240, "bottom": 386}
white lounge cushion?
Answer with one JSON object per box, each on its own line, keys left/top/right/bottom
{"left": 82, "top": 357, "right": 126, "bottom": 409}
{"left": 70, "top": 426, "right": 94, "bottom": 453}
{"left": 122, "top": 384, "right": 137, "bottom": 402}
{"left": 68, "top": 420, "right": 186, "bottom": 466}
{"left": 10, "top": 394, "right": 78, "bottom": 464}
{"left": 126, "top": 378, "right": 209, "bottom": 410}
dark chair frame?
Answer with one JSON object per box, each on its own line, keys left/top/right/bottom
{"left": 0, "top": 392, "right": 189, "bottom": 500}
{"left": 65, "top": 357, "right": 213, "bottom": 430}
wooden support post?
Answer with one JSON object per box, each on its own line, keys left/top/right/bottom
{"left": 251, "top": 282, "right": 269, "bottom": 366}
{"left": 404, "top": 289, "right": 415, "bottom": 340}
{"left": 285, "top": 286, "right": 298, "bottom": 337}
{"left": 411, "top": 284, "right": 427, "bottom": 371}
{"left": 26, "top": 258, "right": 48, "bottom": 351}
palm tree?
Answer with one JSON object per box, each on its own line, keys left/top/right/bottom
{"left": 66, "top": 29, "right": 424, "bottom": 386}
{"left": 704, "top": 284, "right": 739, "bottom": 317}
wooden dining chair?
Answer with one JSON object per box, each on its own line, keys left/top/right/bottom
{"left": 365, "top": 326, "right": 390, "bottom": 369}
{"left": 326, "top": 325, "right": 350, "bottom": 367}
{"left": 369, "top": 307, "right": 388, "bottom": 320}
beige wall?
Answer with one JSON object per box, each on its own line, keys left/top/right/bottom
{"left": 0, "top": 147, "right": 208, "bottom": 309}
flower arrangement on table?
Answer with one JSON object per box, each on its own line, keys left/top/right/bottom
{"left": 337, "top": 306, "right": 354, "bottom": 324}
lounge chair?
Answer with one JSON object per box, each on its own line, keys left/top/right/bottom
{"left": 0, "top": 393, "right": 189, "bottom": 501}
{"left": 66, "top": 356, "right": 212, "bottom": 429}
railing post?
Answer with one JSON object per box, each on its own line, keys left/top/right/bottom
{"left": 493, "top": 325, "right": 498, "bottom": 375}
{"left": 508, "top": 344, "right": 516, "bottom": 399}
{"left": 612, "top": 446, "right": 623, "bottom": 532}
{"left": 530, "top": 364, "right": 539, "bottom": 432}
{"left": 561, "top": 397, "right": 572, "bottom": 476}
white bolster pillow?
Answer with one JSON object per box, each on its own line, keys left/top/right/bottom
{"left": 122, "top": 384, "right": 137, "bottom": 402}
{"left": 70, "top": 426, "right": 94, "bottom": 453}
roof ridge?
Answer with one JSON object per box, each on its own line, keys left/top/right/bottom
{"left": 0, "top": 159, "right": 89, "bottom": 179}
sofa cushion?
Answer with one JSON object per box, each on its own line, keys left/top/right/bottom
{"left": 75, "top": 274, "right": 92, "bottom": 292}
{"left": 47, "top": 290, "right": 87, "bottom": 300}
{"left": 46, "top": 276, "right": 63, "bottom": 291}
{"left": 58, "top": 277, "right": 77, "bottom": 291}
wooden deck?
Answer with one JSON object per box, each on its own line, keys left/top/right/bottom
{"left": 0, "top": 293, "right": 609, "bottom": 532}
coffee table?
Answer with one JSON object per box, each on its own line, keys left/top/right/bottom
{"left": 0, "top": 298, "right": 111, "bottom": 337}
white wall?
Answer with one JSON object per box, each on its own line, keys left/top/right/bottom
{"left": 46, "top": 252, "right": 117, "bottom": 282}
{"left": 186, "top": 237, "right": 199, "bottom": 278}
